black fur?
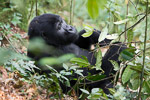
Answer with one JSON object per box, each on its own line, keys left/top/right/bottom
{"left": 27, "top": 13, "right": 126, "bottom": 94}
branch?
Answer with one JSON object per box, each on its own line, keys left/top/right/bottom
{"left": 119, "top": 14, "right": 147, "bottom": 37}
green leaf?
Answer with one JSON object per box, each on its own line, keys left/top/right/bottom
{"left": 39, "top": 54, "right": 74, "bottom": 66}
{"left": 96, "top": 0, "right": 107, "bottom": 9}
{"left": 122, "top": 65, "right": 133, "bottom": 84}
{"left": 95, "top": 48, "right": 102, "bottom": 70}
{"left": 81, "top": 55, "right": 89, "bottom": 62}
{"left": 120, "top": 48, "right": 134, "bottom": 61}
{"left": 143, "top": 81, "right": 150, "bottom": 93}
{"left": 40, "top": 57, "right": 58, "bottom": 66}
{"left": 110, "top": 60, "right": 119, "bottom": 71}
{"left": 62, "top": 63, "right": 68, "bottom": 70}
{"left": 82, "top": 24, "right": 94, "bottom": 37}
{"left": 75, "top": 69, "right": 83, "bottom": 76}
{"left": 129, "top": 73, "right": 140, "bottom": 90}
{"left": 58, "top": 54, "right": 75, "bottom": 63}
{"left": 130, "top": 66, "right": 150, "bottom": 75}
{"left": 87, "top": 88, "right": 107, "bottom": 99}
{"left": 86, "top": 0, "right": 99, "bottom": 19}
{"left": 127, "top": 29, "right": 134, "bottom": 42}
{"left": 46, "top": 65, "right": 58, "bottom": 73}
{"left": 106, "top": 34, "right": 119, "bottom": 40}
{"left": 98, "top": 26, "right": 108, "bottom": 42}
{"left": 108, "top": 88, "right": 116, "bottom": 95}
{"left": 80, "top": 89, "right": 90, "bottom": 94}
{"left": 70, "top": 57, "right": 90, "bottom": 67}
{"left": 87, "top": 74, "right": 106, "bottom": 81}
{"left": 114, "top": 19, "right": 129, "bottom": 25}
{"left": 60, "top": 70, "right": 72, "bottom": 76}
{"left": 91, "top": 88, "right": 101, "bottom": 93}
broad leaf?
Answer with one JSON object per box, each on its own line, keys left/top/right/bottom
{"left": 129, "top": 73, "right": 140, "bottom": 90}
{"left": 95, "top": 48, "right": 102, "bottom": 70}
{"left": 75, "top": 69, "right": 83, "bottom": 76}
{"left": 120, "top": 48, "right": 134, "bottom": 61}
{"left": 106, "top": 34, "right": 118, "bottom": 40}
{"left": 80, "top": 89, "right": 90, "bottom": 94}
{"left": 86, "top": 0, "right": 99, "bottom": 19}
{"left": 96, "top": 0, "right": 107, "bottom": 9}
{"left": 39, "top": 54, "right": 74, "bottom": 66}
{"left": 110, "top": 60, "right": 119, "bottom": 71}
{"left": 98, "top": 26, "right": 108, "bottom": 42}
{"left": 127, "top": 29, "right": 134, "bottom": 42}
{"left": 62, "top": 63, "right": 69, "bottom": 70}
{"left": 122, "top": 65, "right": 133, "bottom": 84}
{"left": 143, "top": 81, "right": 150, "bottom": 93}
{"left": 87, "top": 74, "right": 106, "bottom": 81}
{"left": 82, "top": 24, "right": 94, "bottom": 37}
{"left": 130, "top": 66, "right": 150, "bottom": 75}
{"left": 70, "top": 57, "right": 90, "bottom": 67}
{"left": 114, "top": 19, "right": 129, "bottom": 25}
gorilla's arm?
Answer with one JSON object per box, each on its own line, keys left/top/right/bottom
{"left": 75, "top": 29, "right": 112, "bottom": 50}
{"left": 101, "top": 42, "right": 127, "bottom": 76}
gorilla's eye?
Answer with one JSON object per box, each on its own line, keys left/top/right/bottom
{"left": 57, "top": 22, "right": 61, "bottom": 30}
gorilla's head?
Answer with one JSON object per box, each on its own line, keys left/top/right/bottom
{"left": 28, "top": 13, "right": 78, "bottom": 46}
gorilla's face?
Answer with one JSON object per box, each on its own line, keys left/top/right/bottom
{"left": 29, "top": 14, "right": 78, "bottom": 46}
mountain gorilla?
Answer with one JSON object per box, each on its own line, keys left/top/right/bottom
{"left": 27, "top": 13, "right": 126, "bottom": 94}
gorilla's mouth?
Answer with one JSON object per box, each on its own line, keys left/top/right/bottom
{"left": 68, "top": 33, "right": 79, "bottom": 42}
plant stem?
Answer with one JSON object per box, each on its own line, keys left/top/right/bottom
{"left": 36, "top": 0, "right": 38, "bottom": 16}
{"left": 70, "top": 0, "right": 73, "bottom": 25}
{"left": 124, "top": 1, "right": 129, "bottom": 43}
{"left": 137, "top": 0, "right": 148, "bottom": 99}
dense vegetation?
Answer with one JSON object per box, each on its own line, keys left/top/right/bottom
{"left": 0, "top": 0, "right": 150, "bottom": 99}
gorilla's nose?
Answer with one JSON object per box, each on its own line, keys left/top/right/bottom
{"left": 66, "top": 25, "right": 77, "bottom": 33}
{"left": 66, "top": 25, "right": 73, "bottom": 31}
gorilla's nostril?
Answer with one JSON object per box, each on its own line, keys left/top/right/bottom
{"left": 69, "top": 28, "right": 72, "bottom": 31}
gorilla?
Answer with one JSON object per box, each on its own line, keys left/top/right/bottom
{"left": 27, "top": 13, "right": 126, "bottom": 94}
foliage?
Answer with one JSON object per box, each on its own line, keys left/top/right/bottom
{"left": 0, "top": 0, "right": 150, "bottom": 99}
{"left": 109, "top": 85, "right": 137, "bottom": 100}
{"left": 4, "top": 59, "right": 38, "bottom": 77}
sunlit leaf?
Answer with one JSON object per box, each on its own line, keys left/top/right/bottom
{"left": 106, "top": 34, "right": 119, "bottom": 40}
{"left": 87, "top": 88, "right": 107, "bottom": 99}
{"left": 110, "top": 60, "right": 119, "bottom": 71}
{"left": 62, "top": 63, "right": 69, "bottom": 70}
{"left": 96, "top": 0, "right": 107, "bottom": 9}
{"left": 75, "top": 70, "right": 83, "bottom": 76}
{"left": 114, "top": 19, "right": 129, "bottom": 25}
{"left": 82, "top": 24, "right": 94, "bottom": 37}
{"left": 80, "top": 89, "right": 90, "bottom": 94}
{"left": 95, "top": 48, "right": 102, "bottom": 70}
{"left": 98, "top": 26, "right": 108, "bottom": 42}
{"left": 86, "top": 0, "right": 99, "bottom": 19}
